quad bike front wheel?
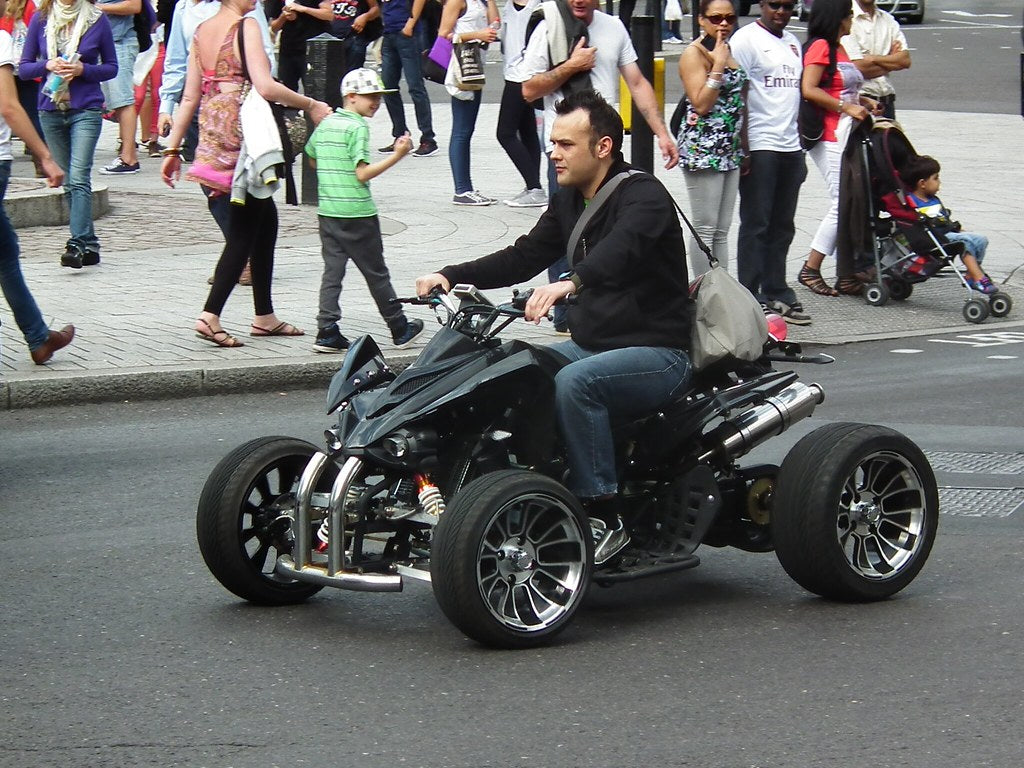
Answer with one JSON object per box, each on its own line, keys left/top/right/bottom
{"left": 197, "top": 436, "right": 329, "bottom": 605}
{"left": 431, "top": 470, "right": 593, "bottom": 648}
{"left": 772, "top": 423, "right": 938, "bottom": 602}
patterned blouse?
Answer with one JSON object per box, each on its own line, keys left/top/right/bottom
{"left": 677, "top": 65, "right": 748, "bottom": 173}
{"left": 187, "top": 21, "right": 245, "bottom": 194}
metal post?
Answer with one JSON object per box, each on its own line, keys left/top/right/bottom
{"left": 645, "top": 0, "right": 663, "bottom": 52}
{"left": 692, "top": 5, "right": 701, "bottom": 42}
{"left": 302, "top": 33, "right": 346, "bottom": 205}
{"left": 630, "top": 16, "right": 655, "bottom": 173}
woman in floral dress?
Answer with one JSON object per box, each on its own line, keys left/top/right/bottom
{"left": 676, "top": 0, "right": 746, "bottom": 276}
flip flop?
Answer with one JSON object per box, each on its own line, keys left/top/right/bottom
{"left": 250, "top": 321, "right": 305, "bottom": 337}
{"left": 196, "top": 318, "right": 245, "bottom": 347}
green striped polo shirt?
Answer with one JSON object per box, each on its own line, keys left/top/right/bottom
{"left": 305, "top": 108, "right": 376, "bottom": 219}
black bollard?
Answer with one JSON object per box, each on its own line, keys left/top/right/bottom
{"left": 645, "top": 0, "right": 663, "bottom": 53}
{"left": 301, "top": 34, "right": 346, "bottom": 205}
{"left": 630, "top": 16, "right": 655, "bottom": 173}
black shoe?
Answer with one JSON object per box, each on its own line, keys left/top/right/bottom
{"left": 60, "top": 245, "right": 83, "bottom": 269}
{"left": 312, "top": 325, "right": 350, "bottom": 354}
{"left": 378, "top": 141, "right": 397, "bottom": 154}
{"left": 412, "top": 140, "right": 439, "bottom": 158}
{"left": 590, "top": 516, "right": 631, "bottom": 566}
{"left": 81, "top": 250, "right": 100, "bottom": 266}
{"left": 391, "top": 318, "right": 424, "bottom": 348}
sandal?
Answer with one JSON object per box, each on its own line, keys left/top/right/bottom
{"left": 250, "top": 321, "right": 305, "bottom": 337}
{"left": 834, "top": 277, "right": 864, "bottom": 296}
{"left": 798, "top": 263, "right": 839, "bottom": 297}
{"left": 195, "top": 318, "right": 245, "bottom": 347}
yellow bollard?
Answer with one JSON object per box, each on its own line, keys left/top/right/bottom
{"left": 620, "top": 57, "right": 665, "bottom": 132}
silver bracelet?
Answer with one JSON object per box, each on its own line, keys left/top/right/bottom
{"left": 705, "top": 78, "right": 722, "bottom": 91}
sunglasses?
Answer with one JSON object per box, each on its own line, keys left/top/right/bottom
{"left": 704, "top": 13, "right": 738, "bottom": 24}
{"left": 766, "top": 1, "right": 796, "bottom": 10}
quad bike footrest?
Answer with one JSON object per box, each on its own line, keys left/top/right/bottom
{"left": 593, "top": 551, "right": 700, "bottom": 586}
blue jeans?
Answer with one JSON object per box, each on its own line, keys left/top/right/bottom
{"left": 449, "top": 92, "right": 481, "bottom": 194}
{"left": 0, "top": 161, "right": 50, "bottom": 351}
{"left": 39, "top": 108, "right": 103, "bottom": 253}
{"left": 380, "top": 32, "right": 434, "bottom": 143}
{"left": 552, "top": 340, "right": 692, "bottom": 498}
{"left": 737, "top": 150, "right": 806, "bottom": 305}
{"left": 945, "top": 231, "right": 988, "bottom": 264}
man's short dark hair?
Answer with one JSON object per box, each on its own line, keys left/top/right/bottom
{"left": 554, "top": 89, "right": 624, "bottom": 157}
{"left": 900, "top": 155, "right": 941, "bottom": 189}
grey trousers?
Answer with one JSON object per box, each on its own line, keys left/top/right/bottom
{"left": 683, "top": 167, "right": 739, "bottom": 277}
{"left": 317, "top": 215, "right": 404, "bottom": 331}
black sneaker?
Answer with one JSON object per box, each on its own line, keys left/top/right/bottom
{"left": 378, "top": 141, "right": 397, "bottom": 154}
{"left": 412, "top": 140, "right": 439, "bottom": 158}
{"left": 765, "top": 299, "right": 812, "bottom": 326}
{"left": 391, "top": 318, "right": 424, "bottom": 348}
{"left": 60, "top": 245, "right": 83, "bottom": 269}
{"left": 100, "top": 157, "right": 141, "bottom": 175}
{"left": 312, "top": 325, "right": 350, "bottom": 354}
{"left": 81, "top": 250, "right": 100, "bottom": 266}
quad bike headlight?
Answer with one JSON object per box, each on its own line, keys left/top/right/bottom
{"left": 382, "top": 434, "right": 409, "bottom": 458}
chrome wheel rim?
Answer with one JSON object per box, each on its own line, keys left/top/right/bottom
{"left": 477, "top": 493, "right": 587, "bottom": 632}
{"left": 835, "top": 450, "right": 927, "bottom": 580}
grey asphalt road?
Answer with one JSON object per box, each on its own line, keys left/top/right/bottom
{"left": 2, "top": 331, "right": 1022, "bottom": 767}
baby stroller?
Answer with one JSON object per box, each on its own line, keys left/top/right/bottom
{"left": 842, "top": 119, "right": 1013, "bottom": 324}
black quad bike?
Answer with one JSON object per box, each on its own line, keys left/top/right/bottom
{"left": 197, "top": 286, "right": 939, "bottom": 648}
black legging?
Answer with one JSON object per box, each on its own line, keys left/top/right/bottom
{"left": 204, "top": 194, "right": 278, "bottom": 316}
{"left": 496, "top": 80, "right": 542, "bottom": 190}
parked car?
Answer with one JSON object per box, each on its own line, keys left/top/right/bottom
{"left": 796, "top": 0, "right": 925, "bottom": 25}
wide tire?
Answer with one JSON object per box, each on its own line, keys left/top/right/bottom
{"left": 431, "top": 470, "right": 593, "bottom": 648}
{"left": 197, "top": 436, "right": 327, "bottom": 605}
{"left": 772, "top": 424, "right": 939, "bottom": 602}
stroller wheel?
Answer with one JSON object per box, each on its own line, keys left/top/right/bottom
{"left": 888, "top": 279, "right": 913, "bottom": 302}
{"left": 989, "top": 293, "right": 1013, "bottom": 318}
{"left": 864, "top": 282, "right": 889, "bottom": 307}
{"left": 963, "top": 298, "right": 991, "bottom": 324}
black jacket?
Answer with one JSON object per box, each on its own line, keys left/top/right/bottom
{"left": 440, "top": 160, "right": 691, "bottom": 352}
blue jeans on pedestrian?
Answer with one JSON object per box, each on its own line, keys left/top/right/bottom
{"left": 39, "top": 108, "right": 103, "bottom": 253}
{"left": 737, "top": 150, "right": 806, "bottom": 306}
{"left": 380, "top": 32, "right": 434, "bottom": 143}
{"left": 0, "top": 161, "right": 50, "bottom": 351}
{"left": 552, "top": 340, "right": 692, "bottom": 498}
{"left": 945, "top": 231, "right": 988, "bottom": 264}
{"left": 450, "top": 92, "right": 481, "bottom": 195}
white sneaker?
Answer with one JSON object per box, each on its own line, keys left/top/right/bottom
{"left": 504, "top": 188, "right": 548, "bottom": 208}
{"left": 452, "top": 190, "right": 496, "bottom": 206}
{"left": 590, "top": 516, "right": 630, "bottom": 566}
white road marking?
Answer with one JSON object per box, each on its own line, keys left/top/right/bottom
{"left": 890, "top": 348, "right": 924, "bottom": 354}
{"left": 987, "top": 355, "right": 1019, "bottom": 360}
{"left": 930, "top": 331, "right": 1024, "bottom": 348}
{"left": 942, "top": 11, "right": 1012, "bottom": 18}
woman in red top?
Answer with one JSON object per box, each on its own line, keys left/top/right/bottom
{"left": 797, "top": 0, "right": 877, "bottom": 297}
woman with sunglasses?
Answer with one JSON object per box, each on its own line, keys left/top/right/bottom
{"left": 797, "top": 0, "right": 877, "bottom": 297}
{"left": 676, "top": 0, "right": 746, "bottom": 276}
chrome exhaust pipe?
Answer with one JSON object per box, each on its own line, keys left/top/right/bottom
{"left": 699, "top": 382, "right": 825, "bottom": 463}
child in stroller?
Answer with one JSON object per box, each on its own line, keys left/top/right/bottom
{"left": 899, "top": 155, "right": 996, "bottom": 295}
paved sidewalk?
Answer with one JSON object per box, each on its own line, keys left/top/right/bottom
{"left": 2, "top": 107, "right": 1023, "bottom": 409}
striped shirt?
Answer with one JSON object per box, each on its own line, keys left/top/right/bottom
{"left": 305, "top": 108, "right": 376, "bottom": 219}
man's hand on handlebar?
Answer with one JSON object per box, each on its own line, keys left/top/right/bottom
{"left": 415, "top": 273, "right": 451, "bottom": 297}
{"left": 524, "top": 280, "right": 575, "bottom": 324}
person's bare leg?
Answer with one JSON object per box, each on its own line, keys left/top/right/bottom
{"left": 116, "top": 106, "right": 138, "bottom": 165}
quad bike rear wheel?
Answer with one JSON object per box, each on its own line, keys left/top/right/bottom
{"left": 431, "top": 470, "right": 593, "bottom": 648}
{"left": 772, "top": 423, "right": 938, "bottom": 602}
{"left": 197, "top": 436, "right": 329, "bottom": 605}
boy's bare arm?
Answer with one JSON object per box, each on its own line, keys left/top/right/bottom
{"left": 354, "top": 133, "right": 413, "bottom": 183}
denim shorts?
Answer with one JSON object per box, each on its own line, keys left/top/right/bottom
{"left": 101, "top": 39, "right": 140, "bottom": 110}
{"left": 945, "top": 231, "right": 988, "bottom": 264}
